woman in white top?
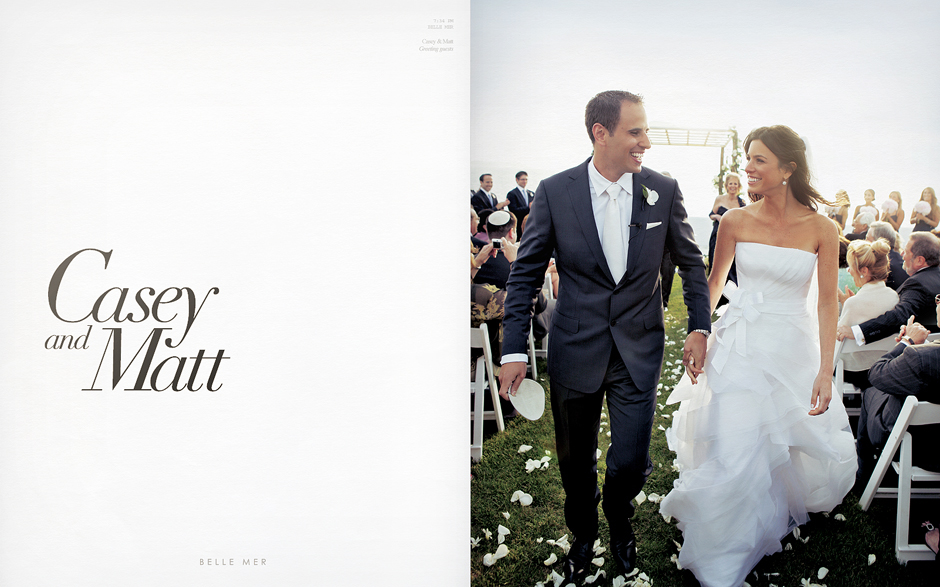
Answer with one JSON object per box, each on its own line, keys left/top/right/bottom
{"left": 837, "top": 238, "right": 899, "bottom": 387}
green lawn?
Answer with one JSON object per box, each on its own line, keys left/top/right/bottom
{"left": 470, "top": 277, "right": 936, "bottom": 587}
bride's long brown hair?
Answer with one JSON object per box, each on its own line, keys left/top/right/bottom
{"left": 744, "top": 125, "right": 834, "bottom": 210}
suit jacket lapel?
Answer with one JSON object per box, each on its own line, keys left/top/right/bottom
{"left": 625, "top": 169, "right": 651, "bottom": 279}
{"left": 568, "top": 159, "right": 615, "bottom": 285}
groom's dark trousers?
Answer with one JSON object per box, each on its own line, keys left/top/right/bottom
{"left": 502, "top": 158, "right": 710, "bottom": 541}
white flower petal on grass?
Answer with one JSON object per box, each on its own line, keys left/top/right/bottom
{"left": 784, "top": 543, "right": 792, "bottom": 551}
{"left": 471, "top": 536, "right": 480, "bottom": 548}
{"left": 868, "top": 553, "right": 876, "bottom": 565}
{"left": 818, "top": 567, "right": 828, "bottom": 580}
{"left": 634, "top": 490, "right": 647, "bottom": 505}
{"left": 792, "top": 528, "right": 801, "bottom": 540}
{"left": 673, "top": 539, "right": 682, "bottom": 551}
{"left": 510, "top": 490, "right": 533, "bottom": 506}
{"left": 502, "top": 512, "right": 511, "bottom": 520}
{"left": 743, "top": 582, "right": 751, "bottom": 587}
{"left": 596, "top": 449, "right": 602, "bottom": 460}
{"left": 625, "top": 567, "right": 640, "bottom": 578}
{"left": 497, "top": 524, "right": 510, "bottom": 541}
{"left": 607, "top": 430, "right": 612, "bottom": 437}
{"left": 670, "top": 553, "right": 683, "bottom": 570}
{"left": 549, "top": 569, "right": 565, "bottom": 587}
{"left": 834, "top": 514, "right": 846, "bottom": 521}
{"left": 658, "top": 425, "right": 666, "bottom": 431}
{"left": 483, "top": 528, "right": 492, "bottom": 540}
{"left": 518, "top": 445, "right": 533, "bottom": 453}
{"left": 543, "top": 552, "right": 558, "bottom": 566}
{"left": 541, "top": 460, "right": 550, "bottom": 470}
{"left": 584, "top": 568, "right": 606, "bottom": 584}
{"left": 537, "top": 537, "right": 544, "bottom": 543}
{"left": 482, "top": 543, "right": 508, "bottom": 566}
{"left": 591, "top": 556, "right": 604, "bottom": 567}
{"left": 612, "top": 577, "right": 627, "bottom": 587}
{"left": 800, "top": 579, "right": 811, "bottom": 587}
{"left": 545, "top": 450, "right": 551, "bottom": 455}
{"left": 647, "top": 492, "right": 662, "bottom": 503}
{"left": 601, "top": 412, "right": 608, "bottom": 420}
{"left": 661, "top": 512, "right": 673, "bottom": 523}
{"left": 541, "top": 456, "right": 551, "bottom": 463}
{"left": 801, "top": 536, "right": 810, "bottom": 544}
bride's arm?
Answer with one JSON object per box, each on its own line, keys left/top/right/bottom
{"left": 811, "top": 217, "right": 839, "bottom": 416}
{"left": 707, "top": 208, "right": 739, "bottom": 315}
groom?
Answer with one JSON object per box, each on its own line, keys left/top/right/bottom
{"left": 499, "top": 90, "right": 711, "bottom": 582}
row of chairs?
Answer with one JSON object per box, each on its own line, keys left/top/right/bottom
{"left": 833, "top": 335, "right": 940, "bottom": 564}
{"left": 470, "top": 273, "right": 554, "bottom": 462}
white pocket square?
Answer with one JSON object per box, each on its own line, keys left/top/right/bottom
{"left": 646, "top": 222, "right": 662, "bottom": 229}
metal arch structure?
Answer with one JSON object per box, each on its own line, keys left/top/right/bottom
{"left": 648, "top": 127, "right": 740, "bottom": 193}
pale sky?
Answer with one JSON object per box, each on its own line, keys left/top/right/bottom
{"left": 471, "top": 0, "right": 940, "bottom": 219}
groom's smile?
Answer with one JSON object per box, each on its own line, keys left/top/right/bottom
{"left": 594, "top": 100, "right": 650, "bottom": 179}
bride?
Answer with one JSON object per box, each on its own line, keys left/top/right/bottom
{"left": 659, "top": 125, "right": 857, "bottom": 587}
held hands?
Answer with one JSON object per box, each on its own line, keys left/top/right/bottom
{"left": 835, "top": 325, "right": 854, "bottom": 341}
{"left": 896, "top": 315, "right": 929, "bottom": 345}
{"left": 683, "top": 331, "right": 708, "bottom": 384}
{"left": 474, "top": 244, "right": 494, "bottom": 269}
{"left": 808, "top": 373, "right": 832, "bottom": 416}
{"left": 498, "top": 362, "right": 527, "bottom": 401}
{"left": 501, "top": 239, "right": 519, "bottom": 263}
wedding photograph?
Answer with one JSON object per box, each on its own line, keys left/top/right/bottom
{"left": 469, "top": 1, "right": 940, "bottom": 586}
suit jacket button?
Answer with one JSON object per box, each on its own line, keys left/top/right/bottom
{"left": 611, "top": 320, "right": 618, "bottom": 326}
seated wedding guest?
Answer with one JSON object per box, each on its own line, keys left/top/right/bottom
{"left": 473, "top": 210, "right": 518, "bottom": 289}
{"left": 507, "top": 171, "right": 535, "bottom": 238}
{"left": 867, "top": 221, "right": 908, "bottom": 291}
{"left": 471, "top": 173, "right": 510, "bottom": 214}
{"left": 856, "top": 309, "right": 940, "bottom": 491}
{"left": 836, "top": 236, "right": 855, "bottom": 307}
{"left": 911, "top": 187, "right": 940, "bottom": 232}
{"left": 837, "top": 238, "right": 899, "bottom": 390}
{"left": 474, "top": 209, "right": 494, "bottom": 243}
{"left": 471, "top": 208, "right": 487, "bottom": 248}
{"left": 853, "top": 188, "right": 876, "bottom": 220}
{"left": 881, "top": 191, "right": 905, "bottom": 232}
{"left": 846, "top": 211, "right": 875, "bottom": 241}
{"left": 827, "top": 189, "right": 851, "bottom": 231}
{"left": 838, "top": 232, "right": 940, "bottom": 344}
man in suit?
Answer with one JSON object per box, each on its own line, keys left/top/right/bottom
{"left": 498, "top": 90, "right": 711, "bottom": 582}
{"left": 473, "top": 210, "right": 518, "bottom": 289}
{"left": 471, "top": 173, "right": 509, "bottom": 214}
{"left": 856, "top": 304, "right": 940, "bottom": 489}
{"left": 838, "top": 232, "right": 940, "bottom": 344}
{"left": 846, "top": 211, "right": 874, "bottom": 241}
{"left": 507, "top": 171, "right": 535, "bottom": 237}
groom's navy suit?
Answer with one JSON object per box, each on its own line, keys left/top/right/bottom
{"left": 503, "top": 158, "right": 711, "bottom": 541}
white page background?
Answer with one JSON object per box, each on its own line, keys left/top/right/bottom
{"left": 0, "top": 1, "right": 469, "bottom": 585}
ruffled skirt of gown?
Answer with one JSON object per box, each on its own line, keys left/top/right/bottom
{"left": 659, "top": 243, "right": 857, "bottom": 587}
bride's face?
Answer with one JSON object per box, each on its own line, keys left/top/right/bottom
{"left": 745, "top": 140, "right": 790, "bottom": 195}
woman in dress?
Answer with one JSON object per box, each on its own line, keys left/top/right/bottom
{"left": 707, "top": 173, "right": 747, "bottom": 274}
{"left": 881, "top": 191, "right": 904, "bottom": 232}
{"left": 660, "top": 125, "right": 857, "bottom": 587}
{"left": 853, "top": 188, "right": 876, "bottom": 220}
{"left": 828, "top": 189, "right": 850, "bottom": 231}
{"left": 910, "top": 187, "right": 939, "bottom": 233}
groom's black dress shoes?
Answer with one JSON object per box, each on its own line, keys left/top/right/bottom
{"left": 563, "top": 536, "right": 595, "bottom": 584}
{"left": 610, "top": 524, "right": 637, "bottom": 577}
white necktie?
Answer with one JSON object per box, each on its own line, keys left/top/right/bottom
{"left": 603, "top": 183, "right": 626, "bottom": 282}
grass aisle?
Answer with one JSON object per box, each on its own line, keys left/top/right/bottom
{"left": 470, "top": 277, "right": 935, "bottom": 586}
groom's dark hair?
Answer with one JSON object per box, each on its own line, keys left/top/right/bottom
{"left": 585, "top": 90, "right": 643, "bottom": 143}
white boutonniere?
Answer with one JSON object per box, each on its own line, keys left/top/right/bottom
{"left": 642, "top": 185, "right": 659, "bottom": 206}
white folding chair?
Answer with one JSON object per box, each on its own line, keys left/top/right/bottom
{"left": 533, "top": 272, "right": 552, "bottom": 360}
{"left": 833, "top": 333, "right": 940, "bottom": 417}
{"left": 859, "top": 396, "right": 940, "bottom": 564}
{"left": 832, "top": 335, "right": 900, "bottom": 417}
{"left": 470, "top": 324, "right": 504, "bottom": 462}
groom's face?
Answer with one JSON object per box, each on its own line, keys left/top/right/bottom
{"left": 607, "top": 101, "right": 650, "bottom": 174}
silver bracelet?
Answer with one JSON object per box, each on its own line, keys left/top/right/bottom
{"left": 692, "top": 329, "right": 710, "bottom": 337}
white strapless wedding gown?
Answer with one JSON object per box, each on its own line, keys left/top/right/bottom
{"left": 659, "top": 242, "right": 857, "bottom": 587}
